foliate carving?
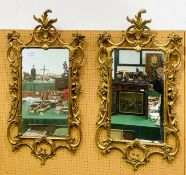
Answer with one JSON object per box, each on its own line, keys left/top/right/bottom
{"left": 97, "top": 32, "right": 111, "bottom": 46}
{"left": 7, "top": 31, "right": 20, "bottom": 43}
{"left": 97, "top": 9, "right": 182, "bottom": 169}
{"left": 124, "top": 140, "right": 149, "bottom": 169}
{"left": 32, "top": 137, "right": 55, "bottom": 165}
{"left": 7, "top": 10, "right": 84, "bottom": 164}
{"left": 168, "top": 34, "right": 182, "bottom": 46}
{"left": 126, "top": 9, "right": 153, "bottom": 51}
{"left": 33, "top": 9, "right": 58, "bottom": 49}
{"left": 72, "top": 33, "right": 85, "bottom": 45}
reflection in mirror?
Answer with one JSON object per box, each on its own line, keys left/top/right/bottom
{"left": 111, "top": 49, "right": 164, "bottom": 142}
{"left": 22, "top": 48, "right": 69, "bottom": 138}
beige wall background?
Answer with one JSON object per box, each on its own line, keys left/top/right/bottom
{"left": 1, "top": 0, "right": 186, "bottom": 30}
{"left": 0, "top": 30, "right": 185, "bottom": 175}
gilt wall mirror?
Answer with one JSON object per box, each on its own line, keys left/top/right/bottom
{"left": 7, "top": 9, "right": 85, "bottom": 164}
{"left": 96, "top": 9, "right": 182, "bottom": 169}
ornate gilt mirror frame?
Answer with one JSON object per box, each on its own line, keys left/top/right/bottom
{"left": 96, "top": 9, "right": 182, "bottom": 169}
{"left": 7, "top": 9, "right": 85, "bottom": 164}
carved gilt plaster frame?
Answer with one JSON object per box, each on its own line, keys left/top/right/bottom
{"left": 7, "top": 9, "right": 85, "bottom": 164}
{"left": 96, "top": 9, "right": 182, "bottom": 169}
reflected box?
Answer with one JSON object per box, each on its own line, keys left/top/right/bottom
{"left": 112, "top": 82, "right": 148, "bottom": 118}
{"left": 119, "top": 91, "right": 143, "bottom": 114}
{"left": 110, "top": 129, "right": 123, "bottom": 140}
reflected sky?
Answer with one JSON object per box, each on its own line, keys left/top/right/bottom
{"left": 22, "top": 48, "right": 69, "bottom": 75}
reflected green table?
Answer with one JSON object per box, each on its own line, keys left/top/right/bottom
{"left": 22, "top": 102, "right": 68, "bottom": 133}
{"left": 111, "top": 114, "right": 160, "bottom": 141}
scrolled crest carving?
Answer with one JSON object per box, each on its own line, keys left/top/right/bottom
{"left": 126, "top": 9, "right": 152, "bottom": 50}
{"left": 33, "top": 9, "right": 58, "bottom": 49}
{"left": 96, "top": 9, "right": 182, "bottom": 169}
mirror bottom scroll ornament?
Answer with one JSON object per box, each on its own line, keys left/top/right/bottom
{"left": 7, "top": 9, "right": 85, "bottom": 164}
{"left": 96, "top": 9, "right": 182, "bottom": 169}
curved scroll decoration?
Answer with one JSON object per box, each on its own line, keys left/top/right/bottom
{"left": 96, "top": 9, "right": 182, "bottom": 169}
{"left": 7, "top": 9, "right": 85, "bottom": 164}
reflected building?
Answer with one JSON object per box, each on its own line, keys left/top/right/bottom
{"left": 31, "top": 65, "right": 36, "bottom": 81}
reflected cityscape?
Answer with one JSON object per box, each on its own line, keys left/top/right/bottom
{"left": 22, "top": 48, "right": 69, "bottom": 137}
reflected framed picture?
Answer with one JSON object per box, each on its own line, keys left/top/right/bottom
{"left": 119, "top": 91, "right": 144, "bottom": 115}
{"left": 145, "top": 53, "right": 163, "bottom": 80}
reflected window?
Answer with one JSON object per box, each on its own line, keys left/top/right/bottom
{"left": 22, "top": 48, "right": 69, "bottom": 137}
{"left": 119, "top": 50, "right": 140, "bottom": 64}
{"left": 111, "top": 49, "right": 164, "bottom": 142}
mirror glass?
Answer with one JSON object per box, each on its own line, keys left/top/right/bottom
{"left": 22, "top": 48, "right": 69, "bottom": 138}
{"left": 111, "top": 49, "right": 164, "bottom": 142}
